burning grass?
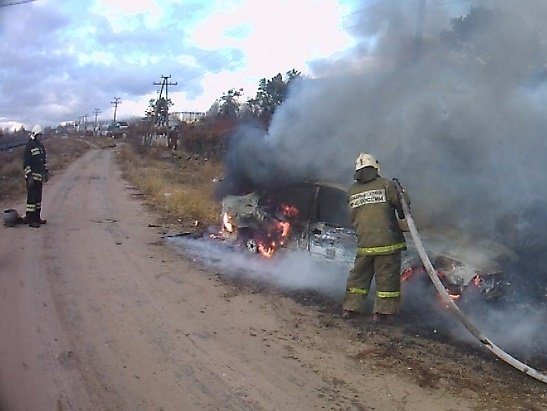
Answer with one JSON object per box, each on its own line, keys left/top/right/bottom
{"left": 0, "top": 135, "right": 96, "bottom": 202}
{"left": 116, "top": 142, "right": 222, "bottom": 229}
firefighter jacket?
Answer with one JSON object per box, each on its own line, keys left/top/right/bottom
{"left": 347, "top": 175, "right": 406, "bottom": 255}
{"left": 23, "top": 138, "right": 47, "bottom": 182}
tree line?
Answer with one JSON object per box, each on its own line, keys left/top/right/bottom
{"left": 140, "top": 69, "right": 301, "bottom": 158}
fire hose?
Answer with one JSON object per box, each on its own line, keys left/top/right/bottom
{"left": 393, "top": 179, "right": 547, "bottom": 385}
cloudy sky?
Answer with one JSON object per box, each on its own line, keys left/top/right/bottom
{"left": 0, "top": 0, "right": 360, "bottom": 129}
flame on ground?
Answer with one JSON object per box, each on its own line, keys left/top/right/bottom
{"left": 402, "top": 266, "right": 465, "bottom": 301}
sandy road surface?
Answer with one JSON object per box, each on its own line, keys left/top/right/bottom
{"left": 0, "top": 147, "right": 541, "bottom": 411}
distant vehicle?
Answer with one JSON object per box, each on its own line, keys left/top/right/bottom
{"left": 106, "top": 122, "right": 129, "bottom": 138}
{"left": 218, "top": 181, "right": 517, "bottom": 302}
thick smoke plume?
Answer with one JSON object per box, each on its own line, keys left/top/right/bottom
{"left": 212, "top": 1, "right": 547, "bottom": 360}
{"left": 221, "top": 0, "right": 547, "bottom": 234}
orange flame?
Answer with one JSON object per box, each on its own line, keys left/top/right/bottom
{"left": 402, "top": 266, "right": 462, "bottom": 303}
{"left": 223, "top": 213, "right": 234, "bottom": 233}
{"left": 280, "top": 203, "right": 299, "bottom": 218}
{"left": 448, "top": 292, "right": 461, "bottom": 301}
{"left": 401, "top": 267, "right": 416, "bottom": 281}
{"left": 256, "top": 220, "right": 292, "bottom": 258}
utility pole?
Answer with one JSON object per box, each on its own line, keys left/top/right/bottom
{"left": 153, "top": 75, "right": 177, "bottom": 128}
{"left": 93, "top": 108, "right": 101, "bottom": 135}
{"left": 111, "top": 97, "right": 122, "bottom": 124}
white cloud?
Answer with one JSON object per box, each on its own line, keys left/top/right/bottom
{"left": 193, "top": 0, "right": 354, "bottom": 77}
{"left": 92, "top": 0, "right": 163, "bottom": 31}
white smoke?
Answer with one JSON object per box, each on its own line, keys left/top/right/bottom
{"left": 167, "top": 236, "right": 348, "bottom": 300}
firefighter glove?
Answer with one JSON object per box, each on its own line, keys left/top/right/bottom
{"left": 26, "top": 178, "right": 34, "bottom": 189}
{"left": 44, "top": 169, "right": 49, "bottom": 182}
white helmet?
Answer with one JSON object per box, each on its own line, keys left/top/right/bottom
{"left": 31, "top": 124, "right": 43, "bottom": 137}
{"left": 355, "top": 153, "right": 379, "bottom": 171}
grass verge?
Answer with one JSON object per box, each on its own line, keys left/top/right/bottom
{"left": 116, "top": 142, "right": 223, "bottom": 231}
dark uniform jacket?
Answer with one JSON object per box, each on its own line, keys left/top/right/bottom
{"left": 23, "top": 138, "right": 47, "bottom": 182}
{"left": 347, "top": 175, "right": 406, "bottom": 255}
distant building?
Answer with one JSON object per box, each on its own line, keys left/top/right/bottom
{"left": 171, "top": 111, "right": 205, "bottom": 123}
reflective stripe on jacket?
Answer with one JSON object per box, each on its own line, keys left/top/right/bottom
{"left": 357, "top": 242, "right": 407, "bottom": 256}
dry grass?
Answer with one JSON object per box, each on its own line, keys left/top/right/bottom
{"left": 0, "top": 136, "right": 96, "bottom": 202}
{"left": 116, "top": 143, "right": 223, "bottom": 229}
{"left": 0, "top": 159, "right": 23, "bottom": 199}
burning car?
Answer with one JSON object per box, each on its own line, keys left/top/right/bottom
{"left": 218, "top": 182, "right": 517, "bottom": 301}
{"left": 401, "top": 228, "right": 518, "bottom": 302}
{"left": 220, "top": 182, "right": 356, "bottom": 263}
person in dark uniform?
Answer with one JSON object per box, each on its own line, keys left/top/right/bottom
{"left": 23, "top": 125, "right": 48, "bottom": 228}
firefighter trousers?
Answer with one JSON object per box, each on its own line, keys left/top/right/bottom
{"left": 342, "top": 252, "right": 402, "bottom": 315}
{"left": 25, "top": 180, "right": 43, "bottom": 223}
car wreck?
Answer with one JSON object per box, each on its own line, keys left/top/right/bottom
{"left": 219, "top": 182, "right": 356, "bottom": 264}
{"left": 217, "top": 182, "right": 518, "bottom": 301}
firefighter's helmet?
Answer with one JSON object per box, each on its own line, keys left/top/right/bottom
{"left": 3, "top": 209, "right": 20, "bottom": 227}
{"left": 355, "top": 153, "right": 379, "bottom": 171}
{"left": 31, "top": 124, "right": 43, "bottom": 137}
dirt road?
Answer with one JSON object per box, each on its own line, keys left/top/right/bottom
{"left": 1, "top": 148, "right": 545, "bottom": 411}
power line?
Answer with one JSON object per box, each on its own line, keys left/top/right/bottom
{"left": 0, "top": 0, "right": 37, "bottom": 7}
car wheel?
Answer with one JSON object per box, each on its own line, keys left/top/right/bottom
{"left": 237, "top": 228, "right": 259, "bottom": 254}
{"left": 244, "top": 237, "right": 258, "bottom": 253}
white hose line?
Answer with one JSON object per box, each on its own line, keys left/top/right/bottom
{"left": 395, "top": 181, "right": 547, "bottom": 385}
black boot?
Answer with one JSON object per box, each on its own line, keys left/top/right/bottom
{"left": 28, "top": 211, "right": 41, "bottom": 228}
{"left": 36, "top": 210, "right": 47, "bottom": 224}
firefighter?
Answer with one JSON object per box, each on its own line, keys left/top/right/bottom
{"left": 342, "top": 153, "right": 408, "bottom": 323}
{"left": 22, "top": 125, "right": 48, "bottom": 228}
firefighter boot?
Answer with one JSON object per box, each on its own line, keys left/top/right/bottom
{"left": 27, "top": 211, "right": 41, "bottom": 228}
{"left": 36, "top": 209, "right": 47, "bottom": 224}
